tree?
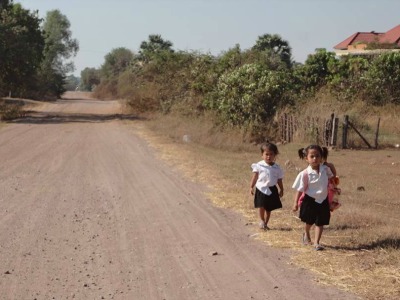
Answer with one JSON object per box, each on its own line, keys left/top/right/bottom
{"left": 64, "top": 74, "right": 79, "bottom": 91}
{"left": 80, "top": 67, "right": 100, "bottom": 91}
{"left": 138, "top": 34, "right": 174, "bottom": 62}
{"left": 38, "top": 9, "right": 79, "bottom": 98}
{"left": 293, "top": 48, "right": 337, "bottom": 93}
{"left": 100, "top": 47, "right": 134, "bottom": 79}
{"left": 213, "top": 63, "right": 290, "bottom": 136}
{"left": 0, "top": 1, "right": 44, "bottom": 97}
{"left": 363, "top": 52, "right": 400, "bottom": 105}
{"left": 0, "top": 0, "right": 12, "bottom": 11}
{"left": 252, "top": 34, "right": 293, "bottom": 68}
{"left": 217, "top": 44, "right": 243, "bottom": 71}
{"left": 328, "top": 56, "right": 369, "bottom": 100}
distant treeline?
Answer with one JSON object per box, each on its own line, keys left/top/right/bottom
{"left": 82, "top": 33, "right": 400, "bottom": 140}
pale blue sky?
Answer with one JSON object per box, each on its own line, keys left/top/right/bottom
{"left": 15, "top": 0, "right": 400, "bottom": 76}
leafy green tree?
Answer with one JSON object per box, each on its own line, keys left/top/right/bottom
{"left": 252, "top": 34, "right": 293, "bottom": 68}
{"left": 80, "top": 67, "right": 100, "bottom": 91}
{"left": 38, "top": 9, "right": 79, "bottom": 98}
{"left": 138, "top": 34, "right": 174, "bottom": 62}
{"left": 100, "top": 47, "right": 134, "bottom": 79}
{"left": 213, "top": 63, "right": 290, "bottom": 136}
{"left": 189, "top": 53, "right": 218, "bottom": 95}
{"left": 217, "top": 44, "right": 243, "bottom": 71}
{"left": 363, "top": 52, "right": 400, "bottom": 105}
{"left": 0, "top": 0, "right": 44, "bottom": 97}
{"left": 293, "top": 48, "right": 338, "bottom": 93}
{"left": 328, "top": 56, "right": 369, "bottom": 100}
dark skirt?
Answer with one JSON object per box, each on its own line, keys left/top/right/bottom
{"left": 254, "top": 186, "right": 282, "bottom": 211}
{"left": 299, "top": 194, "right": 330, "bottom": 226}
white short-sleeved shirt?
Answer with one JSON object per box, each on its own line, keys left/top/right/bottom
{"left": 251, "top": 161, "right": 284, "bottom": 195}
{"left": 292, "top": 164, "right": 333, "bottom": 203}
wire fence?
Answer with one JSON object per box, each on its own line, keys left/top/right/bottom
{"left": 278, "top": 113, "right": 382, "bottom": 149}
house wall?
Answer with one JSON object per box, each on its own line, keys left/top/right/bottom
{"left": 348, "top": 43, "right": 367, "bottom": 50}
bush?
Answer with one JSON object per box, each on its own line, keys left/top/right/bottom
{"left": 210, "top": 63, "right": 290, "bottom": 139}
{"left": 0, "top": 102, "right": 24, "bottom": 120}
{"left": 362, "top": 52, "right": 400, "bottom": 105}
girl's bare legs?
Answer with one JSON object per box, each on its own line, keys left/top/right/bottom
{"left": 259, "top": 207, "right": 266, "bottom": 221}
{"left": 258, "top": 207, "right": 266, "bottom": 228}
{"left": 304, "top": 223, "right": 312, "bottom": 243}
{"left": 314, "top": 225, "right": 324, "bottom": 246}
{"left": 265, "top": 210, "right": 271, "bottom": 228}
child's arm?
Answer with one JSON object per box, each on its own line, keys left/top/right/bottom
{"left": 277, "top": 178, "right": 284, "bottom": 197}
{"left": 292, "top": 191, "right": 302, "bottom": 211}
{"left": 249, "top": 172, "right": 258, "bottom": 195}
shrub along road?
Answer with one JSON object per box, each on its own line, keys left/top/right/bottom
{"left": 0, "top": 93, "right": 358, "bottom": 299}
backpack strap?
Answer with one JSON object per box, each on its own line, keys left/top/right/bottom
{"left": 302, "top": 169, "right": 308, "bottom": 193}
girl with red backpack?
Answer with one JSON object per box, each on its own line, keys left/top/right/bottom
{"left": 292, "top": 145, "right": 334, "bottom": 251}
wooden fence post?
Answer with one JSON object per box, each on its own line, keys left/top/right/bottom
{"left": 285, "top": 113, "right": 290, "bottom": 143}
{"left": 342, "top": 115, "right": 349, "bottom": 149}
{"left": 375, "top": 117, "right": 381, "bottom": 149}
{"left": 331, "top": 117, "right": 339, "bottom": 146}
{"left": 324, "top": 119, "right": 330, "bottom": 146}
{"left": 329, "top": 113, "right": 334, "bottom": 145}
{"left": 283, "top": 114, "right": 286, "bottom": 142}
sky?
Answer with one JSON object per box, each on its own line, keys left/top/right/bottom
{"left": 15, "top": 0, "right": 400, "bottom": 77}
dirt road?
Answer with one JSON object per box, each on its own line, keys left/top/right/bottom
{"left": 0, "top": 94, "right": 358, "bottom": 299}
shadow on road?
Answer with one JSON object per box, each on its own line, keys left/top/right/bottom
{"left": 8, "top": 112, "right": 143, "bottom": 124}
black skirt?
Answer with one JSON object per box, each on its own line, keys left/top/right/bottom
{"left": 299, "top": 194, "right": 330, "bottom": 226}
{"left": 254, "top": 186, "right": 282, "bottom": 211}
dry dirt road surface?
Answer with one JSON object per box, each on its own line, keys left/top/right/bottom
{"left": 0, "top": 94, "right": 358, "bottom": 300}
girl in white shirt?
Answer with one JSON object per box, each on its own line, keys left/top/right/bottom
{"left": 250, "top": 142, "right": 284, "bottom": 230}
{"left": 292, "top": 145, "right": 334, "bottom": 251}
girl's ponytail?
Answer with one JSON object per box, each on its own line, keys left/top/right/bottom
{"left": 298, "top": 148, "right": 306, "bottom": 159}
{"left": 322, "top": 147, "right": 329, "bottom": 161}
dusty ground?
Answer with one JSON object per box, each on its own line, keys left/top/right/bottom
{"left": 0, "top": 92, "right": 359, "bottom": 299}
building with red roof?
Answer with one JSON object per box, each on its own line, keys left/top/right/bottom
{"left": 334, "top": 24, "right": 400, "bottom": 56}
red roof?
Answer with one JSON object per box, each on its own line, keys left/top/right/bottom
{"left": 380, "top": 24, "right": 400, "bottom": 44}
{"left": 334, "top": 24, "right": 400, "bottom": 50}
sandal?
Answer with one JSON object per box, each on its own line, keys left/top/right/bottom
{"left": 259, "top": 221, "right": 265, "bottom": 229}
{"left": 314, "top": 244, "right": 324, "bottom": 251}
{"left": 302, "top": 233, "right": 311, "bottom": 245}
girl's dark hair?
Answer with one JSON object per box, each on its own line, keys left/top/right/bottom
{"left": 260, "top": 142, "right": 279, "bottom": 155}
{"left": 298, "top": 144, "right": 323, "bottom": 159}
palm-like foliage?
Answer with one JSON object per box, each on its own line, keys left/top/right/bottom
{"left": 252, "top": 33, "right": 292, "bottom": 68}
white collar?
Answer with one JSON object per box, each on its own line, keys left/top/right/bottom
{"left": 259, "top": 161, "right": 277, "bottom": 168}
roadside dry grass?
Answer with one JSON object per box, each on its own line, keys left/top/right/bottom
{"left": 133, "top": 113, "right": 400, "bottom": 300}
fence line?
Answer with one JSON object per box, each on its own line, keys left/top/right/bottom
{"left": 278, "top": 113, "right": 380, "bottom": 149}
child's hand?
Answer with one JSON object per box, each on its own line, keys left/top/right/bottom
{"left": 250, "top": 187, "right": 254, "bottom": 195}
{"left": 292, "top": 204, "right": 298, "bottom": 212}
